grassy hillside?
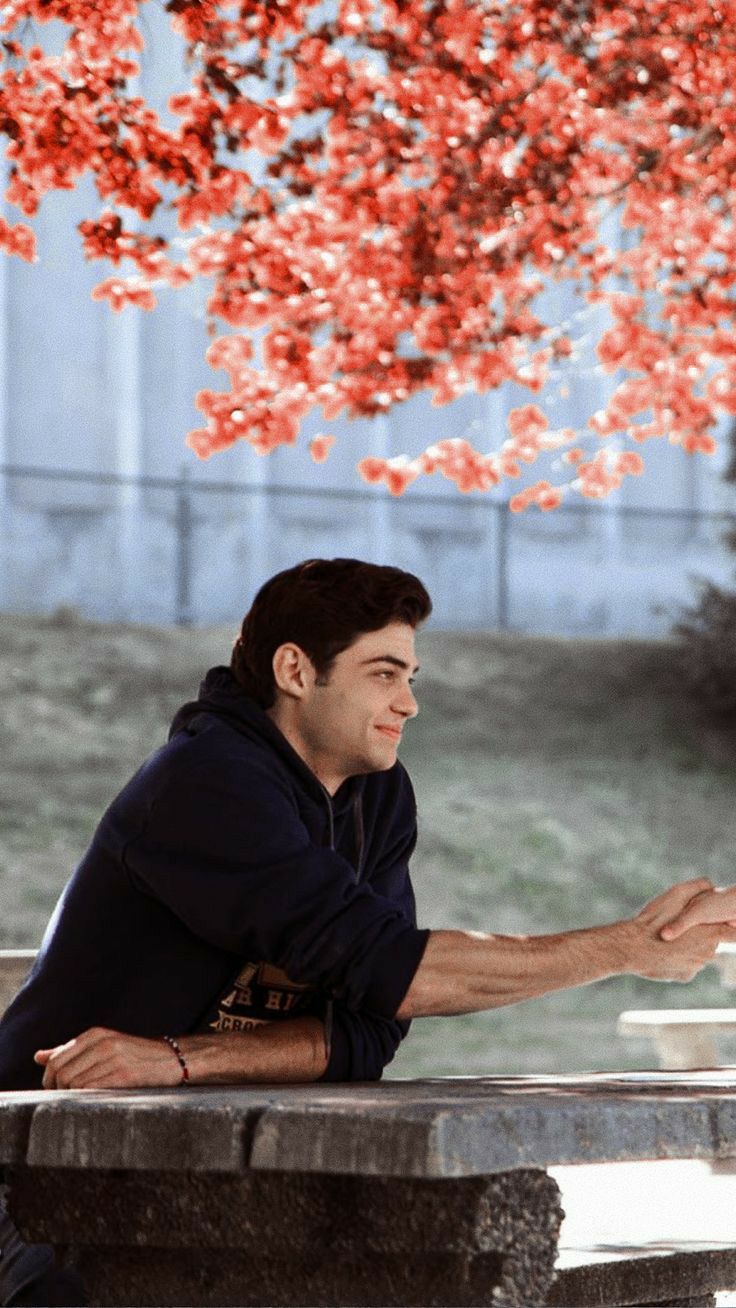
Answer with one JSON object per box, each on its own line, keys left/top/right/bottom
{"left": 2, "top": 610, "right": 735, "bottom": 1076}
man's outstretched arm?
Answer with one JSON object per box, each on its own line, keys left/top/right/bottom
{"left": 396, "top": 878, "right": 736, "bottom": 1019}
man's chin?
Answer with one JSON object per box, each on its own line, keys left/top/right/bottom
{"left": 371, "top": 744, "right": 400, "bottom": 772}
{"left": 353, "top": 746, "right": 399, "bottom": 776}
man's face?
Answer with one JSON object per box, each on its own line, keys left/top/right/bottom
{"left": 284, "top": 621, "right": 420, "bottom": 794}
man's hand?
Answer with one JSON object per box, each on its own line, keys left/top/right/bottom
{"left": 34, "top": 1028, "right": 182, "bottom": 1090}
{"left": 621, "top": 878, "right": 736, "bottom": 980}
{"left": 659, "top": 885, "right": 736, "bottom": 942}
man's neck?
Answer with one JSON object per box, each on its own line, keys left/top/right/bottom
{"left": 265, "top": 703, "right": 345, "bottom": 796}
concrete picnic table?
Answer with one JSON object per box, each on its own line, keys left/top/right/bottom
{"left": 3, "top": 1072, "right": 736, "bottom": 1306}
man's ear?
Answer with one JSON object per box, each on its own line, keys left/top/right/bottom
{"left": 272, "top": 643, "right": 314, "bottom": 700}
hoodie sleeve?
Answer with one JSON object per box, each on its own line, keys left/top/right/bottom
{"left": 319, "top": 799, "right": 419, "bottom": 1081}
{"left": 119, "top": 748, "right": 429, "bottom": 1020}
{"left": 319, "top": 1003, "right": 410, "bottom": 1081}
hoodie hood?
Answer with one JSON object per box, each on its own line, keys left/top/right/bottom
{"left": 169, "top": 665, "right": 366, "bottom": 819}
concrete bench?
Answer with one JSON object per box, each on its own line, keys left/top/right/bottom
{"left": 618, "top": 945, "right": 736, "bottom": 1069}
{"left": 714, "top": 942, "right": 736, "bottom": 990}
{"left": 2, "top": 1073, "right": 736, "bottom": 1306}
{"left": 618, "top": 1008, "right": 736, "bottom": 1069}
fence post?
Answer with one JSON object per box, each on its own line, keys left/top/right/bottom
{"left": 175, "top": 464, "right": 194, "bottom": 627}
{"left": 497, "top": 500, "right": 510, "bottom": 630}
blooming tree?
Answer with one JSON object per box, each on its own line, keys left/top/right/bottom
{"left": 1, "top": 0, "right": 735, "bottom": 509}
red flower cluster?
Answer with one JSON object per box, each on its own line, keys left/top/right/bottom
{"left": 2, "top": 0, "right": 735, "bottom": 505}
{"left": 0, "top": 215, "right": 35, "bottom": 261}
{"left": 309, "top": 434, "right": 336, "bottom": 464}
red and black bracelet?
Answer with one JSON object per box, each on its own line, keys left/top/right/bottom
{"left": 162, "top": 1034, "right": 190, "bottom": 1083}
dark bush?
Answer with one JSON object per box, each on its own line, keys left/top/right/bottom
{"left": 675, "top": 579, "right": 736, "bottom": 720}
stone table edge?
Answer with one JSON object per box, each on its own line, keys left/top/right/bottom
{"left": 2, "top": 1083, "right": 736, "bottom": 1177}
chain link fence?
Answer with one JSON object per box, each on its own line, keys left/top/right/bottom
{"left": 1, "top": 462, "right": 734, "bottom": 635}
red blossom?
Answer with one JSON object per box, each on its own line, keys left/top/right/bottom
{"left": 681, "top": 433, "right": 717, "bottom": 455}
{"left": 507, "top": 405, "right": 549, "bottom": 443}
{"left": 0, "top": 215, "right": 36, "bottom": 261}
{"left": 1, "top": 0, "right": 735, "bottom": 505}
{"left": 356, "top": 456, "right": 420, "bottom": 495}
{"left": 615, "top": 451, "right": 645, "bottom": 476}
{"left": 416, "top": 439, "right": 501, "bottom": 492}
{"left": 90, "top": 277, "right": 156, "bottom": 311}
{"left": 206, "top": 333, "right": 254, "bottom": 379}
{"left": 309, "top": 434, "right": 336, "bottom": 463}
{"left": 509, "top": 480, "right": 563, "bottom": 513}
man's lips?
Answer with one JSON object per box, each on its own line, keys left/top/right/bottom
{"left": 376, "top": 725, "right": 402, "bottom": 741}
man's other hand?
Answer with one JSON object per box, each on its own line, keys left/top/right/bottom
{"left": 659, "top": 884, "right": 736, "bottom": 942}
{"left": 34, "top": 1028, "right": 183, "bottom": 1089}
{"left": 625, "top": 878, "right": 736, "bottom": 981}
{"left": 35, "top": 1016, "right": 330, "bottom": 1088}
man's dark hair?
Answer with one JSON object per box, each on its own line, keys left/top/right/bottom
{"left": 231, "top": 558, "right": 432, "bottom": 708}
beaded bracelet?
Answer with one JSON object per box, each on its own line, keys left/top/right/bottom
{"left": 162, "top": 1034, "right": 190, "bottom": 1084}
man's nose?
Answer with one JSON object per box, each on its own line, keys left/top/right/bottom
{"left": 394, "top": 683, "right": 418, "bottom": 718}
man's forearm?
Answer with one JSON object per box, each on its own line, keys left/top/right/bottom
{"left": 395, "top": 925, "right": 631, "bottom": 1018}
{"left": 177, "top": 1016, "right": 329, "bottom": 1085}
{"left": 396, "top": 879, "right": 736, "bottom": 1020}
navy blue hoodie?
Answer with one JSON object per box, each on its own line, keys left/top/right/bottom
{"left": 0, "top": 668, "right": 429, "bottom": 1089}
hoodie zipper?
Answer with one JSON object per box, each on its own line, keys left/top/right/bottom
{"left": 320, "top": 787, "right": 365, "bottom": 882}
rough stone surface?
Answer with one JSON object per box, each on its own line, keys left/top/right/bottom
{"left": 25, "top": 1090, "right": 262, "bottom": 1172}
{"left": 64, "top": 1248, "right": 508, "bottom": 1308}
{"left": 7, "top": 1166, "right": 563, "bottom": 1307}
{"left": 249, "top": 1094, "right": 720, "bottom": 1177}
{"left": 0, "top": 1097, "right": 35, "bottom": 1165}
{"left": 2, "top": 1075, "right": 736, "bottom": 1179}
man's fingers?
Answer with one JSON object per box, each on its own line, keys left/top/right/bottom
{"left": 706, "top": 925, "right": 736, "bottom": 946}
{"left": 34, "top": 1029, "right": 167, "bottom": 1090}
{"left": 46, "top": 1061, "right": 120, "bottom": 1091}
{"left": 37, "top": 1040, "right": 80, "bottom": 1089}
{"left": 661, "top": 926, "right": 736, "bottom": 966}
{"left": 662, "top": 922, "right": 691, "bottom": 941}
{"left": 661, "top": 887, "right": 736, "bottom": 940}
{"left": 646, "top": 877, "right": 713, "bottom": 915}
{"left": 60, "top": 1059, "right": 121, "bottom": 1090}
{"left": 661, "top": 900, "right": 710, "bottom": 941}
{"left": 638, "top": 878, "right": 714, "bottom": 933}
{"left": 40, "top": 1035, "right": 115, "bottom": 1090}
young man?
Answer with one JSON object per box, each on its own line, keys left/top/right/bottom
{"left": 1, "top": 557, "right": 735, "bottom": 1093}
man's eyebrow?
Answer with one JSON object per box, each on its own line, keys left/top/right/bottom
{"left": 360, "top": 655, "right": 421, "bottom": 674}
